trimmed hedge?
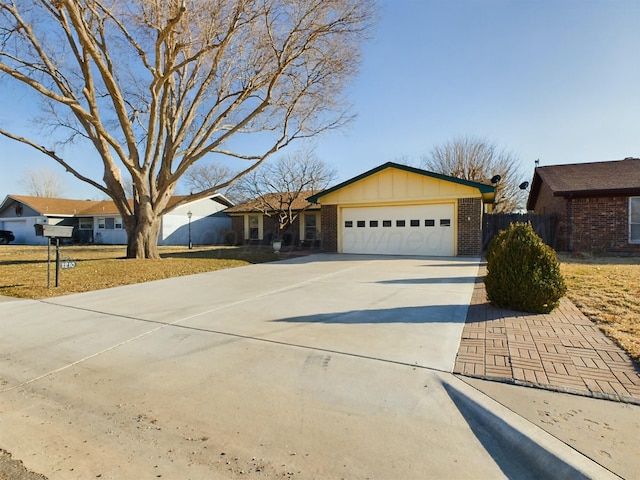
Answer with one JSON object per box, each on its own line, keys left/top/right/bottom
{"left": 485, "top": 222, "right": 566, "bottom": 313}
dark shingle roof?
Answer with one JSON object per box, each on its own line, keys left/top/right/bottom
{"left": 527, "top": 157, "right": 640, "bottom": 209}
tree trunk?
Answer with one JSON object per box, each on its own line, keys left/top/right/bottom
{"left": 126, "top": 210, "right": 161, "bottom": 259}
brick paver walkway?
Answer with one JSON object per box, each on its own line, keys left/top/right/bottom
{"left": 454, "top": 266, "right": 640, "bottom": 405}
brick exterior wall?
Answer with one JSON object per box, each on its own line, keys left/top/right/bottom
{"left": 230, "top": 216, "right": 244, "bottom": 245}
{"left": 457, "top": 198, "right": 482, "bottom": 256}
{"left": 533, "top": 189, "right": 640, "bottom": 254}
{"left": 262, "top": 215, "right": 280, "bottom": 242}
{"left": 568, "top": 196, "right": 640, "bottom": 254}
{"left": 530, "top": 182, "right": 569, "bottom": 250}
{"left": 321, "top": 205, "right": 338, "bottom": 252}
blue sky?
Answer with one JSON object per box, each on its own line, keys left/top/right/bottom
{"left": 1, "top": 0, "right": 638, "bottom": 199}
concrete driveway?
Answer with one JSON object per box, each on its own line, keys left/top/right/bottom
{"left": 0, "top": 254, "right": 615, "bottom": 479}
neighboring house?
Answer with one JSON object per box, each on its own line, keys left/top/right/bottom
{"left": 526, "top": 157, "right": 640, "bottom": 255}
{"left": 225, "top": 191, "right": 322, "bottom": 247}
{"left": 308, "top": 162, "right": 496, "bottom": 256}
{"left": 0, "top": 194, "right": 233, "bottom": 246}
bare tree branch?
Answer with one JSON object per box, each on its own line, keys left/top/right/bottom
{"left": 18, "top": 165, "right": 67, "bottom": 197}
{"left": 233, "top": 148, "right": 337, "bottom": 238}
{"left": 0, "top": 127, "right": 110, "bottom": 197}
{"left": 0, "top": 0, "right": 374, "bottom": 257}
{"left": 421, "top": 136, "right": 527, "bottom": 213}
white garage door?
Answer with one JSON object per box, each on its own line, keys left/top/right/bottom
{"left": 341, "top": 204, "right": 455, "bottom": 256}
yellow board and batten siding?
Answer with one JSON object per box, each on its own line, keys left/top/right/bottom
{"left": 319, "top": 168, "right": 483, "bottom": 204}
{"left": 318, "top": 168, "right": 484, "bottom": 255}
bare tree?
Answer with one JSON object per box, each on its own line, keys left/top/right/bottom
{"left": 0, "top": 0, "right": 374, "bottom": 258}
{"left": 183, "top": 163, "right": 240, "bottom": 201}
{"left": 19, "top": 166, "right": 66, "bottom": 197}
{"left": 421, "top": 136, "right": 526, "bottom": 213}
{"left": 235, "top": 150, "right": 337, "bottom": 239}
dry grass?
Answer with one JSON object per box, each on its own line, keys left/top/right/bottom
{"left": 0, "top": 245, "right": 284, "bottom": 299}
{"left": 559, "top": 254, "right": 640, "bottom": 362}
{"left": 1, "top": 245, "right": 638, "bottom": 362}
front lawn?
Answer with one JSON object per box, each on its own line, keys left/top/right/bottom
{"left": 0, "top": 245, "right": 283, "bottom": 299}
{"left": 559, "top": 254, "right": 640, "bottom": 363}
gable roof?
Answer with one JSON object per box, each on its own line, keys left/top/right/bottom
{"left": 1, "top": 193, "right": 233, "bottom": 217}
{"left": 7, "top": 195, "right": 114, "bottom": 216}
{"left": 225, "top": 191, "right": 320, "bottom": 214}
{"left": 307, "top": 162, "right": 496, "bottom": 203}
{"left": 527, "top": 157, "right": 640, "bottom": 209}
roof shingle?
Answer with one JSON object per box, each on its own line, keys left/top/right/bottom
{"left": 527, "top": 157, "right": 640, "bottom": 210}
{"left": 535, "top": 157, "right": 640, "bottom": 195}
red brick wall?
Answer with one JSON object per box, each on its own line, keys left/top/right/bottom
{"left": 230, "top": 216, "right": 244, "bottom": 245}
{"left": 534, "top": 189, "right": 639, "bottom": 254}
{"left": 568, "top": 196, "right": 640, "bottom": 254}
{"left": 531, "top": 182, "right": 569, "bottom": 250}
{"left": 532, "top": 183, "right": 565, "bottom": 216}
{"left": 321, "top": 205, "right": 338, "bottom": 252}
{"left": 457, "top": 198, "right": 482, "bottom": 256}
{"left": 262, "top": 215, "right": 279, "bottom": 242}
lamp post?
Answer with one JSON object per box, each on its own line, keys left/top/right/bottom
{"left": 187, "top": 210, "right": 193, "bottom": 249}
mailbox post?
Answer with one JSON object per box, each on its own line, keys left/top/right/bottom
{"left": 34, "top": 224, "right": 74, "bottom": 288}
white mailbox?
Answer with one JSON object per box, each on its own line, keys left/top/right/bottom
{"left": 34, "top": 224, "right": 74, "bottom": 238}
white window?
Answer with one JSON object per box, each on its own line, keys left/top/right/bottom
{"left": 248, "top": 215, "right": 259, "bottom": 239}
{"left": 304, "top": 214, "right": 318, "bottom": 240}
{"left": 98, "top": 217, "right": 123, "bottom": 230}
{"left": 79, "top": 218, "right": 93, "bottom": 230}
{"left": 630, "top": 197, "right": 640, "bottom": 243}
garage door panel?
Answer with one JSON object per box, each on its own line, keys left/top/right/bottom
{"left": 341, "top": 205, "right": 454, "bottom": 256}
{"left": 342, "top": 229, "right": 451, "bottom": 255}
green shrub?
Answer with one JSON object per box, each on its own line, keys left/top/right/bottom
{"left": 484, "top": 222, "right": 566, "bottom": 313}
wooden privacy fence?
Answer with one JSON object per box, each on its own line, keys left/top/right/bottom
{"left": 482, "top": 213, "right": 559, "bottom": 251}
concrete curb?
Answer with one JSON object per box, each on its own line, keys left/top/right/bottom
{"left": 441, "top": 375, "right": 621, "bottom": 480}
{"left": 455, "top": 373, "right": 640, "bottom": 406}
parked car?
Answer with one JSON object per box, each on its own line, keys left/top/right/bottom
{"left": 0, "top": 230, "right": 15, "bottom": 244}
